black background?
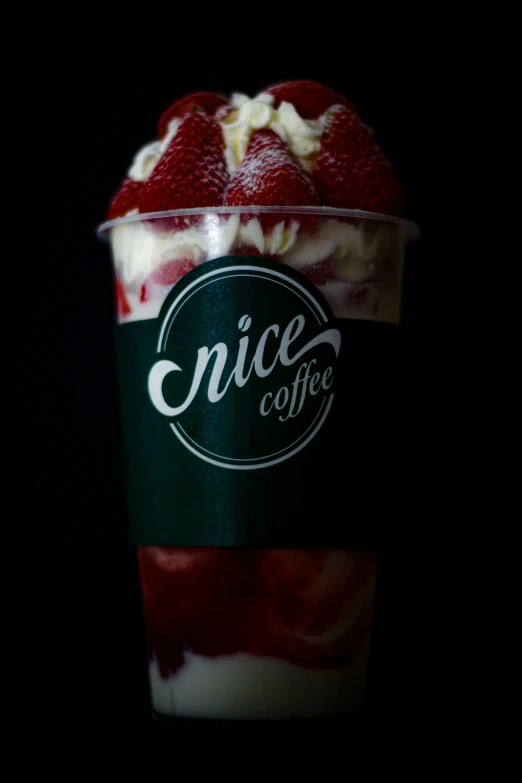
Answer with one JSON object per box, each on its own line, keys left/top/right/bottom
{"left": 20, "top": 45, "right": 438, "bottom": 745}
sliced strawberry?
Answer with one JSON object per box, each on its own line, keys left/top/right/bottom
{"left": 150, "top": 258, "right": 197, "bottom": 286}
{"left": 157, "top": 92, "right": 230, "bottom": 138}
{"left": 315, "top": 105, "right": 403, "bottom": 216}
{"left": 139, "top": 112, "right": 229, "bottom": 218}
{"left": 225, "top": 129, "right": 319, "bottom": 230}
{"left": 106, "top": 177, "right": 143, "bottom": 220}
{"left": 264, "top": 80, "right": 358, "bottom": 119}
{"left": 115, "top": 278, "right": 131, "bottom": 316}
{"left": 143, "top": 215, "right": 203, "bottom": 235}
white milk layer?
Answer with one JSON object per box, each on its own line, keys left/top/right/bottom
{"left": 148, "top": 645, "right": 370, "bottom": 719}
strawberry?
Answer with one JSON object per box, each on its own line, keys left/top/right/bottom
{"left": 137, "top": 543, "right": 376, "bottom": 675}
{"left": 315, "top": 105, "right": 403, "bottom": 216}
{"left": 157, "top": 91, "right": 230, "bottom": 138}
{"left": 115, "top": 278, "right": 131, "bottom": 317}
{"left": 139, "top": 112, "right": 229, "bottom": 217}
{"left": 150, "top": 258, "right": 196, "bottom": 286}
{"left": 139, "top": 260, "right": 197, "bottom": 304}
{"left": 265, "top": 80, "right": 358, "bottom": 120}
{"left": 225, "top": 129, "right": 319, "bottom": 230}
{"left": 138, "top": 546, "right": 255, "bottom": 675}
{"left": 255, "top": 548, "right": 376, "bottom": 667}
{"left": 142, "top": 215, "right": 203, "bottom": 234}
{"left": 106, "top": 177, "right": 143, "bottom": 220}
{"left": 225, "top": 130, "right": 319, "bottom": 207}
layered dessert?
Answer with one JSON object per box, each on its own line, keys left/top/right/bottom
{"left": 102, "top": 80, "right": 406, "bottom": 719}
{"left": 140, "top": 547, "right": 376, "bottom": 718}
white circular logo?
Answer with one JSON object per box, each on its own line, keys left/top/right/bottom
{"left": 148, "top": 257, "right": 341, "bottom": 470}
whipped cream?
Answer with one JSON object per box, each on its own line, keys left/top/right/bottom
{"left": 112, "top": 214, "right": 241, "bottom": 285}
{"left": 111, "top": 216, "right": 391, "bottom": 287}
{"left": 222, "top": 92, "right": 323, "bottom": 175}
{"left": 111, "top": 215, "right": 398, "bottom": 326}
{"left": 127, "top": 119, "right": 180, "bottom": 181}
{"left": 285, "top": 221, "right": 394, "bottom": 281}
{"left": 148, "top": 646, "right": 370, "bottom": 719}
{"left": 112, "top": 219, "right": 400, "bottom": 325}
{"left": 124, "top": 92, "right": 325, "bottom": 187}
{"left": 238, "top": 218, "right": 300, "bottom": 255}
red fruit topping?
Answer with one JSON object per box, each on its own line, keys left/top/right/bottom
{"left": 255, "top": 549, "right": 376, "bottom": 666}
{"left": 150, "top": 258, "right": 197, "bottom": 286}
{"left": 138, "top": 545, "right": 376, "bottom": 676}
{"left": 138, "top": 547, "right": 257, "bottom": 675}
{"left": 106, "top": 177, "right": 143, "bottom": 220}
{"left": 139, "top": 112, "right": 229, "bottom": 215}
{"left": 115, "top": 278, "right": 131, "bottom": 316}
{"left": 139, "top": 283, "right": 147, "bottom": 302}
{"left": 265, "top": 80, "right": 358, "bottom": 120}
{"left": 142, "top": 215, "right": 201, "bottom": 234}
{"left": 315, "top": 105, "right": 403, "bottom": 216}
{"left": 157, "top": 92, "right": 230, "bottom": 138}
{"left": 225, "top": 129, "right": 320, "bottom": 210}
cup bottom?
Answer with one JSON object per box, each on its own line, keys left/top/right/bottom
{"left": 149, "top": 709, "right": 371, "bottom": 748}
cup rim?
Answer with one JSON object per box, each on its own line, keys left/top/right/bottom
{"left": 97, "top": 206, "right": 420, "bottom": 241}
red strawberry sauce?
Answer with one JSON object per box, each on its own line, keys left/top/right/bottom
{"left": 138, "top": 546, "right": 376, "bottom": 679}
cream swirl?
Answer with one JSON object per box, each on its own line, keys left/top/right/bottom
{"left": 221, "top": 92, "right": 323, "bottom": 175}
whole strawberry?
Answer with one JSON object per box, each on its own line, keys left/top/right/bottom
{"left": 225, "top": 129, "right": 319, "bottom": 207}
{"left": 107, "top": 177, "right": 143, "bottom": 221}
{"left": 314, "top": 105, "right": 402, "bottom": 216}
{"left": 225, "top": 129, "right": 320, "bottom": 230}
{"left": 157, "top": 91, "right": 231, "bottom": 138}
{"left": 265, "top": 80, "right": 358, "bottom": 120}
{"left": 139, "top": 111, "right": 229, "bottom": 215}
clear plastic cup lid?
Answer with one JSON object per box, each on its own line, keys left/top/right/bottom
{"left": 97, "top": 206, "right": 420, "bottom": 241}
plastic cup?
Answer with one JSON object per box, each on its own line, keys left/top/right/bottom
{"left": 98, "top": 206, "right": 418, "bottom": 724}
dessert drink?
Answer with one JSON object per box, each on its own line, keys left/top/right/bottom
{"left": 98, "top": 81, "right": 417, "bottom": 720}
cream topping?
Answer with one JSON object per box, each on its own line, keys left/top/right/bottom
{"left": 238, "top": 218, "right": 300, "bottom": 256}
{"left": 112, "top": 217, "right": 392, "bottom": 289}
{"left": 127, "top": 119, "right": 180, "bottom": 181}
{"left": 125, "top": 92, "right": 324, "bottom": 189}
{"left": 222, "top": 93, "right": 323, "bottom": 175}
{"left": 284, "top": 220, "right": 392, "bottom": 277}
{"left": 112, "top": 215, "right": 239, "bottom": 285}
